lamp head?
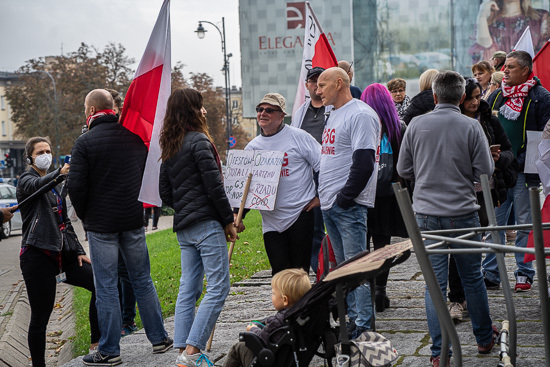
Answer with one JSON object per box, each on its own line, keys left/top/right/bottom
{"left": 195, "top": 22, "right": 206, "bottom": 39}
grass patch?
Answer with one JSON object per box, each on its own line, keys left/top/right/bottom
{"left": 72, "top": 210, "right": 268, "bottom": 357}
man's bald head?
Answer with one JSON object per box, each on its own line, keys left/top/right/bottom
{"left": 316, "top": 67, "right": 352, "bottom": 109}
{"left": 338, "top": 60, "right": 354, "bottom": 82}
{"left": 86, "top": 89, "right": 114, "bottom": 110}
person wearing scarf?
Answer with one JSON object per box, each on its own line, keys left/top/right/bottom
{"left": 483, "top": 50, "right": 550, "bottom": 293}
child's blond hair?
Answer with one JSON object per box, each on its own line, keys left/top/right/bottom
{"left": 271, "top": 268, "right": 311, "bottom": 306}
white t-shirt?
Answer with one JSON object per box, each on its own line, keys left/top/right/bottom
{"left": 246, "top": 124, "right": 321, "bottom": 233}
{"left": 319, "top": 99, "right": 380, "bottom": 210}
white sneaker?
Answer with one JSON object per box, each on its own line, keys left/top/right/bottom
{"left": 448, "top": 301, "right": 467, "bottom": 321}
{"left": 175, "top": 351, "right": 214, "bottom": 367}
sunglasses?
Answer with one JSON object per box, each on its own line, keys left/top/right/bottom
{"left": 256, "top": 107, "right": 281, "bottom": 114}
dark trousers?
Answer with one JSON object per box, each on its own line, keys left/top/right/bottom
{"left": 367, "top": 233, "right": 391, "bottom": 289}
{"left": 263, "top": 210, "right": 314, "bottom": 276}
{"left": 20, "top": 246, "right": 100, "bottom": 367}
{"left": 144, "top": 207, "right": 161, "bottom": 227}
{"left": 118, "top": 250, "right": 136, "bottom": 325}
{"left": 223, "top": 341, "right": 255, "bottom": 367}
{"left": 310, "top": 205, "right": 326, "bottom": 274}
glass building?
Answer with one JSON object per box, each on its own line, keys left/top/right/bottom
{"left": 239, "top": 0, "right": 550, "bottom": 117}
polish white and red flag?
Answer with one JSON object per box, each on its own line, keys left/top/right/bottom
{"left": 533, "top": 39, "right": 550, "bottom": 89}
{"left": 292, "top": 1, "right": 337, "bottom": 116}
{"left": 120, "top": 0, "right": 171, "bottom": 206}
{"left": 512, "top": 26, "right": 535, "bottom": 58}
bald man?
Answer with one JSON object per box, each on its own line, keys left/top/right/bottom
{"left": 338, "top": 60, "right": 362, "bottom": 99}
{"left": 316, "top": 67, "right": 380, "bottom": 337}
{"left": 70, "top": 89, "right": 173, "bottom": 365}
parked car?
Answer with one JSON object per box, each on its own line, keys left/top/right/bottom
{"left": 0, "top": 183, "right": 22, "bottom": 238}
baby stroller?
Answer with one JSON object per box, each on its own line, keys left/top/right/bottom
{"left": 239, "top": 240, "right": 411, "bottom": 367}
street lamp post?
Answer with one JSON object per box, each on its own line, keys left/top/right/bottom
{"left": 36, "top": 70, "right": 59, "bottom": 167}
{"left": 195, "top": 17, "right": 232, "bottom": 156}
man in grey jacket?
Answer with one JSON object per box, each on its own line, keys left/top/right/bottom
{"left": 397, "top": 71, "right": 496, "bottom": 366}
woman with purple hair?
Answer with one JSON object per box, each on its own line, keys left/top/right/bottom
{"left": 361, "top": 83, "right": 408, "bottom": 312}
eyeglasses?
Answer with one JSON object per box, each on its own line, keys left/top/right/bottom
{"left": 390, "top": 89, "right": 405, "bottom": 94}
{"left": 347, "top": 61, "right": 354, "bottom": 73}
{"left": 256, "top": 107, "right": 281, "bottom": 114}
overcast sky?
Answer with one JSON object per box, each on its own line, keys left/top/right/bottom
{"left": 1, "top": 0, "right": 242, "bottom": 88}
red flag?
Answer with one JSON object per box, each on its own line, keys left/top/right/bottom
{"left": 524, "top": 194, "right": 550, "bottom": 262}
{"left": 120, "top": 0, "right": 171, "bottom": 206}
{"left": 292, "top": 1, "right": 337, "bottom": 116}
{"left": 533, "top": 40, "right": 550, "bottom": 89}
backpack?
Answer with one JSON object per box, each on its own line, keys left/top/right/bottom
{"left": 376, "top": 133, "right": 394, "bottom": 197}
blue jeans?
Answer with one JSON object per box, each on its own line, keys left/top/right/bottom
{"left": 483, "top": 173, "right": 535, "bottom": 283}
{"left": 88, "top": 229, "right": 167, "bottom": 355}
{"left": 323, "top": 202, "right": 372, "bottom": 329}
{"left": 174, "top": 220, "right": 230, "bottom": 350}
{"left": 416, "top": 212, "right": 493, "bottom": 358}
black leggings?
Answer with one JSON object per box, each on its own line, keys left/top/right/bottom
{"left": 263, "top": 210, "right": 314, "bottom": 276}
{"left": 20, "top": 246, "right": 99, "bottom": 367}
{"left": 144, "top": 207, "right": 161, "bottom": 227}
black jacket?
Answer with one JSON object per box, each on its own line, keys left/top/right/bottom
{"left": 402, "top": 89, "right": 435, "bottom": 125}
{"left": 17, "top": 167, "right": 84, "bottom": 255}
{"left": 487, "top": 79, "right": 550, "bottom": 169}
{"left": 68, "top": 114, "right": 147, "bottom": 233}
{"left": 477, "top": 99, "right": 517, "bottom": 204}
{"left": 159, "top": 131, "right": 233, "bottom": 231}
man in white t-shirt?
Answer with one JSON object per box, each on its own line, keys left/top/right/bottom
{"left": 237, "top": 93, "right": 321, "bottom": 276}
{"left": 317, "top": 67, "right": 381, "bottom": 337}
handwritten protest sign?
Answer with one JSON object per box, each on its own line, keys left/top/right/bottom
{"left": 224, "top": 150, "right": 285, "bottom": 211}
{"left": 525, "top": 130, "right": 542, "bottom": 174}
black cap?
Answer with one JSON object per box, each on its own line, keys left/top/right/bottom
{"left": 306, "top": 67, "right": 325, "bottom": 80}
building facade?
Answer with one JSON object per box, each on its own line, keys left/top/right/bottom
{"left": 0, "top": 72, "right": 25, "bottom": 180}
{"left": 239, "top": 0, "right": 550, "bottom": 118}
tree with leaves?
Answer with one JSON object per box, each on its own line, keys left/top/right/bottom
{"left": 188, "top": 72, "right": 249, "bottom": 162}
{"left": 6, "top": 42, "right": 134, "bottom": 162}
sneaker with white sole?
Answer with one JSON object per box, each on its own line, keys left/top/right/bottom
{"left": 514, "top": 275, "right": 532, "bottom": 292}
{"left": 152, "top": 336, "right": 173, "bottom": 354}
{"left": 448, "top": 301, "right": 466, "bottom": 321}
{"left": 175, "top": 350, "right": 214, "bottom": 367}
{"left": 83, "top": 351, "right": 122, "bottom": 366}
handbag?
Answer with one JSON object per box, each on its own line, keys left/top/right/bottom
{"left": 62, "top": 228, "right": 82, "bottom": 261}
{"left": 335, "top": 331, "right": 398, "bottom": 367}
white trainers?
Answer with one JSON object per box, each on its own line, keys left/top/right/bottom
{"left": 175, "top": 351, "right": 214, "bottom": 367}
{"left": 449, "top": 301, "right": 467, "bottom": 321}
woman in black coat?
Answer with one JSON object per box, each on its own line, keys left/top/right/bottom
{"left": 17, "top": 137, "right": 99, "bottom": 367}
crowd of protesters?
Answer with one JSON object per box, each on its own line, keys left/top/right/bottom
{"left": 15, "top": 48, "right": 550, "bottom": 367}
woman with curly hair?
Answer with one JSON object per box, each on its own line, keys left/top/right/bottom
{"left": 159, "top": 88, "right": 236, "bottom": 366}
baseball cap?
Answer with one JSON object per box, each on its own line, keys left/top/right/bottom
{"left": 257, "top": 93, "right": 286, "bottom": 114}
{"left": 306, "top": 67, "right": 325, "bottom": 80}
{"left": 492, "top": 51, "right": 507, "bottom": 59}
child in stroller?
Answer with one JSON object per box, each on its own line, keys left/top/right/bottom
{"left": 224, "top": 269, "right": 312, "bottom": 367}
{"left": 226, "top": 241, "right": 410, "bottom": 367}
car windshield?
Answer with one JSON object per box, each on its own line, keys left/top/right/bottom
{"left": 0, "top": 185, "right": 16, "bottom": 200}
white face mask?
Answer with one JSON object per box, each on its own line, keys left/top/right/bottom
{"left": 34, "top": 153, "right": 52, "bottom": 171}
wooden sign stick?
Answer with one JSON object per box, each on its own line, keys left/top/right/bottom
{"left": 206, "top": 173, "right": 253, "bottom": 352}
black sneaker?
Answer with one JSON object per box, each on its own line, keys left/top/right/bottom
{"left": 152, "top": 336, "right": 173, "bottom": 354}
{"left": 484, "top": 277, "right": 500, "bottom": 290}
{"left": 83, "top": 351, "right": 122, "bottom": 366}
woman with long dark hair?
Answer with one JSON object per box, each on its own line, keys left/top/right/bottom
{"left": 361, "top": 84, "right": 408, "bottom": 312}
{"left": 17, "top": 136, "right": 99, "bottom": 366}
{"left": 159, "top": 88, "right": 236, "bottom": 366}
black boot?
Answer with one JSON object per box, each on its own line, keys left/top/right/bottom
{"left": 375, "top": 286, "right": 390, "bottom": 312}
